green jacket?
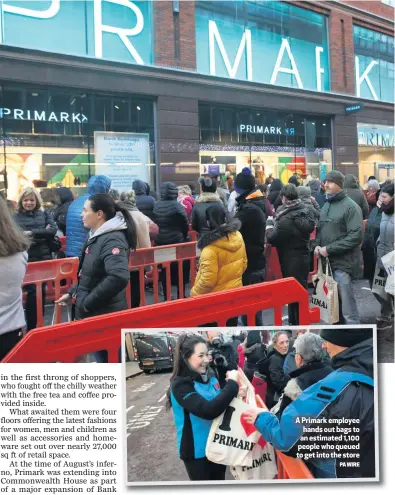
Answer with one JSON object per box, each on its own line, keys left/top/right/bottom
{"left": 316, "top": 190, "right": 363, "bottom": 277}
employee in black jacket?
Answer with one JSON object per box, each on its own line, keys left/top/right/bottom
{"left": 168, "top": 333, "right": 239, "bottom": 481}
{"left": 55, "top": 194, "right": 137, "bottom": 319}
{"left": 14, "top": 187, "right": 57, "bottom": 330}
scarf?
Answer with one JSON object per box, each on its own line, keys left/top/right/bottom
{"left": 276, "top": 198, "right": 301, "bottom": 220}
{"left": 381, "top": 198, "right": 394, "bottom": 215}
{"left": 196, "top": 192, "right": 221, "bottom": 203}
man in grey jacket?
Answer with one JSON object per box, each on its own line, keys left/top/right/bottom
{"left": 314, "top": 171, "right": 363, "bottom": 324}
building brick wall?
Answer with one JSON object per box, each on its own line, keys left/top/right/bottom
{"left": 340, "top": 0, "right": 394, "bottom": 20}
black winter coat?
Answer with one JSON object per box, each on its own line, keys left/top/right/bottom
{"left": 153, "top": 182, "right": 189, "bottom": 246}
{"left": 53, "top": 187, "right": 74, "bottom": 235}
{"left": 258, "top": 348, "right": 290, "bottom": 409}
{"left": 236, "top": 189, "right": 267, "bottom": 270}
{"left": 243, "top": 343, "right": 267, "bottom": 382}
{"left": 266, "top": 202, "right": 315, "bottom": 287}
{"left": 133, "top": 180, "right": 156, "bottom": 219}
{"left": 68, "top": 226, "right": 130, "bottom": 320}
{"left": 267, "top": 179, "right": 283, "bottom": 208}
{"left": 14, "top": 209, "right": 57, "bottom": 262}
{"left": 362, "top": 206, "right": 382, "bottom": 282}
{"left": 191, "top": 192, "right": 224, "bottom": 236}
{"left": 344, "top": 174, "right": 369, "bottom": 220}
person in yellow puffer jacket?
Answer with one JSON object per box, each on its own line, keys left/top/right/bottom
{"left": 191, "top": 204, "right": 247, "bottom": 299}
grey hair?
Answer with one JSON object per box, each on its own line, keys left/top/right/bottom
{"left": 272, "top": 331, "right": 289, "bottom": 345}
{"left": 368, "top": 179, "right": 380, "bottom": 192}
{"left": 120, "top": 190, "right": 135, "bottom": 202}
{"left": 294, "top": 333, "right": 324, "bottom": 364}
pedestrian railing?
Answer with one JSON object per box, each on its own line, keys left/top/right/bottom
{"left": 5, "top": 278, "right": 320, "bottom": 363}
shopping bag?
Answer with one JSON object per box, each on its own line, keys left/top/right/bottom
{"left": 381, "top": 250, "right": 395, "bottom": 296}
{"left": 230, "top": 435, "right": 277, "bottom": 480}
{"left": 310, "top": 258, "right": 339, "bottom": 324}
{"left": 371, "top": 263, "right": 390, "bottom": 300}
{"left": 51, "top": 303, "right": 72, "bottom": 326}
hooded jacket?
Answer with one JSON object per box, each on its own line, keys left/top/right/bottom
{"left": 153, "top": 182, "right": 189, "bottom": 246}
{"left": 266, "top": 202, "right": 315, "bottom": 284}
{"left": 66, "top": 175, "right": 111, "bottom": 257}
{"left": 236, "top": 188, "right": 267, "bottom": 271}
{"left": 53, "top": 187, "right": 74, "bottom": 235}
{"left": 132, "top": 180, "right": 156, "bottom": 219}
{"left": 316, "top": 189, "right": 363, "bottom": 277}
{"left": 192, "top": 192, "right": 224, "bottom": 236}
{"left": 309, "top": 179, "right": 327, "bottom": 208}
{"left": 170, "top": 362, "right": 239, "bottom": 460}
{"left": 68, "top": 212, "right": 130, "bottom": 319}
{"left": 254, "top": 338, "right": 374, "bottom": 479}
{"left": 191, "top": 218, "right": 247, "bottom": 297}
{"left": 344, "top": 174, "right": 369, "bottom": 220}
{"left": 267, "top": 179, "right": 283, "bottom": 210}
{"left": 258, "top": 348, "right": 290, "bottom": 409}
{"left": 362, "top": 206, "right": 382, "bottom": 280}
{"left": 14, "top": 209, "right": 57, "bottom": 262}
{"left": 178, "top": 189, "right": 195, "bottom": 221}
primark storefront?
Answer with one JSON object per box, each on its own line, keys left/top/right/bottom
{"left": 0, "top": 0, "right": 393, "bottom": 197}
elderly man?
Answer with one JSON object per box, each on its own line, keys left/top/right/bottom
{"left": 244, "top": 328, "right": 374, "bottom": 479}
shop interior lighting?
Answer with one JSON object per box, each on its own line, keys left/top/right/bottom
{"left": 70, "top": 98, "right": 76, "bottom": 105}
{"left": 31, "top": 93, "right": 39, "bottom": 96}
{"left": 115, "top": 105, "right": 120, "bottom": 109}
{"left": 137, "top": 106, "right": 141, "bottom": 111}
{"left": 323, "top": 123, "right": 326, "bottom": 126}
{"left": 312, "top": 122, "right": 315, "bottom": 125}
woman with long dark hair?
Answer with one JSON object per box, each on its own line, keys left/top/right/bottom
{"left": 55, "top": 194, "right": 137, "bottom": 319}
{"left": 168, "top": 333, "right": 239, "bottom": 481}
{"left": 0, "top": 195, "right": 31, "bottom": 359}
{"left": 243, "top": 330, "right": 267, "bottom": 382}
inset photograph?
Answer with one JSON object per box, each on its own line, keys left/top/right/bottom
{"left": 123, "top": 326, "right": 378, "bottom": 485}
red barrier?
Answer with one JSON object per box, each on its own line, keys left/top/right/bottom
{"left": 22, "top": 258, "right": 79, "bottom": 328}
{"left": 127, "top": 241, "right": 198, "bottom": 307}
{"left": 4, "top": 278, "right": 320, "bottom": 363}
{"left": 59, "top": 236, "right": 66, "bottom": 253}
{"left": 255, "top": 395, "right": 313, "bottom": 479}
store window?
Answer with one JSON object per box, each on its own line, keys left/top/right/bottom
{"left": 199, "top": 103, "right": 332, "bottom": 184}
{"left": 358, "top": 123, "right": 394, "bottom": 185}
{"left": 354, "top": 26, "right": 394, "bottom": 102}
{"left": 0, "top": 84, "right": 155, "bottom": 201}
{"left": 195, "top": 1, "right": 330, "bottom": 92}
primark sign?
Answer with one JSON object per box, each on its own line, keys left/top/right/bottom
{"left": 0, "top": 108, "right": 88, "bottom": 123}
{"left": 239, "top": 125, "right": 295, "bottom": 135}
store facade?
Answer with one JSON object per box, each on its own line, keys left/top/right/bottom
{"left": 0, "top": 0, "right": 393, "bottom": 195}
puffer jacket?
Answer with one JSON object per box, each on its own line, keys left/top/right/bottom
{"left": 68, "top": 213, "right": 130, "bottom": 319}
{"left": 14, "top": 209, "right": 57, "bottom": 262}
{"left": 153, "top": 182, "right": 189, "bottom": 246}
{"left": 376, "top": 211, "right": 394, "bottom": 269}
{"left": 191, "top": 218, "right": 247, "bottom": 296}
{"left": 316, "top": 190, "right": 363, "bottom": 277}
{"left": 344, "top": 174, "right": 369, "bottom": 219}
{"left": 53, "top": 187, "right": 74, "bottom": 235}
{"left": 266, "top": 202, "right": 315, "bottom": 286}
{"left": 133, "top": 180, "right": 156, "bottom": 219}
{"left": 362, "top": 206, "right": 382, "bottom": 281}
{"left": 66, "top": 175, "right": 111, "bottom": 257}
{"left": 192, "top": 192, "right": 224, "bottom": 236}
{"left": 267, "top": 179, "right": 283, "bottom": 210}
{"left": 118, "top": 200, "right": 151, "bottom": 250}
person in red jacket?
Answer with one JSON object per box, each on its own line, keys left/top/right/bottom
{"left": 177, "top": 185, "right": 195, "bottom": 222}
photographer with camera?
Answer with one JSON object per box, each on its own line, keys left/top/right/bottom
{"left": 208, "top": 333, "right": 238, "bottom": 388}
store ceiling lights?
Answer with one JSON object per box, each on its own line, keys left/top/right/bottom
{"left": 31, "top": 93, "right": 39, "bottom": 96}
{"left": 137, "top": 106, "right": 141, "bottom": 111}
{"left": 115, "top": 105, "right": 120, "bottom": 109}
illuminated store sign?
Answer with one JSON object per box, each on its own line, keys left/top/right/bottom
{"left": 358, "top": 126, "right": 394, "bottom": 147}
{"left": 0, "top": 108, "right": 89, "bottom": 123}
{"left": 239, "top": 125, "right": 295, "bottom": 135}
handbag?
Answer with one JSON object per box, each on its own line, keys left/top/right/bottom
{"left": 51, "top": 303, "right": 72, "bottom": 326}
{"left": 310, "top": 257, "right": 339, "bottom": 324}
{"left": 381, "top": 250, "right": 395, "bottom": 296}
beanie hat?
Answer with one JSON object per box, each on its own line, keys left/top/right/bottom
{"left": 320, "top": 328, "right": 372, "bottom": 348}
{"left": 199, "top": 177, "right": 217, "bottom": 193}
{"left": 288, "top": 175, "right": 300, "bottom": 187}
{"left": 235, "top": 167, "right": 255, "bottom": 194}
{"left": 324, "top": 170, "right": 345, "bottom": 189}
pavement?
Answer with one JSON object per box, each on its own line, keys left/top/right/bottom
{"left": 126, "top": 360, "right": 143, "bottom": 378}
{"left": 42, "top": 277, "right": 393, "bottom": 363}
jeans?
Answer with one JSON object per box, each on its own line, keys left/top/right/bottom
{"left": 333, "top": 269, "right": 360, "bottom": 325}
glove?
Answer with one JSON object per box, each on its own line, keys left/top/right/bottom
{"left": 226, "top": 370, "right": 239, "bottom": 382}
{"left": 266, "top": 216, "right": 274, "bottom": 229}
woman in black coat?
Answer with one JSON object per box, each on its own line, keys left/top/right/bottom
{"left": 266, "top": 184, "right": 315, "bottom": 325}
{"left": 56, "top": 194, "right": 137, "bottom": 320}
{"left": 267, "top": 178, "right": 283, "bottom": 211}
{"left": 243, "top": 330, "right": 267, "bottom": 382}
{"left": 153, "top": 182, "right": 190, "bottom": 300}
{"left": 258, "top": 331, "right": 290, "bottom": 409}
{"left": 192, "top": 177, "right": 224, "bottom": 237}
{"left": 14, "top": 187, "right": 57, "bottom": 330}
{"left": 53, "top": 187, "right": 74, "bottom": 235}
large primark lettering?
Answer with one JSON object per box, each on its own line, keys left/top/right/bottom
{"left": 0, "top": 0, "right": 152, "bottom": 65}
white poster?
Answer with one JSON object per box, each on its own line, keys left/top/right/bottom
{"left": 94, "top": 131, "right": 150, "bottom": 191}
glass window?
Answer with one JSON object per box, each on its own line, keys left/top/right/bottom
{"left": 353, "top": 26, "right": 394, "bottom": 102}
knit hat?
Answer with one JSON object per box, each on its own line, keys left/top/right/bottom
{"left": 320, "top": 328, "right": 372, "bottom": 348}
{"left": 199, "top": 177, "right": 217, "bottom": 193}
{"left": 234, "top": 167, "right": 255, "bottom": 194}
{"left": 119, "top": 189, "right": 136, "bottom": 207}
{"left": 324, "top": 170, "right": 345, "bottom": 189}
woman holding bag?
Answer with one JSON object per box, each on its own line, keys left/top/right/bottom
{"left": 168, "top": 333, "right": 239, "bottom": 481}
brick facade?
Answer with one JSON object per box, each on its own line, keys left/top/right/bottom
{"left": 340, "top": 0, "right": 394, "bottom": 20}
